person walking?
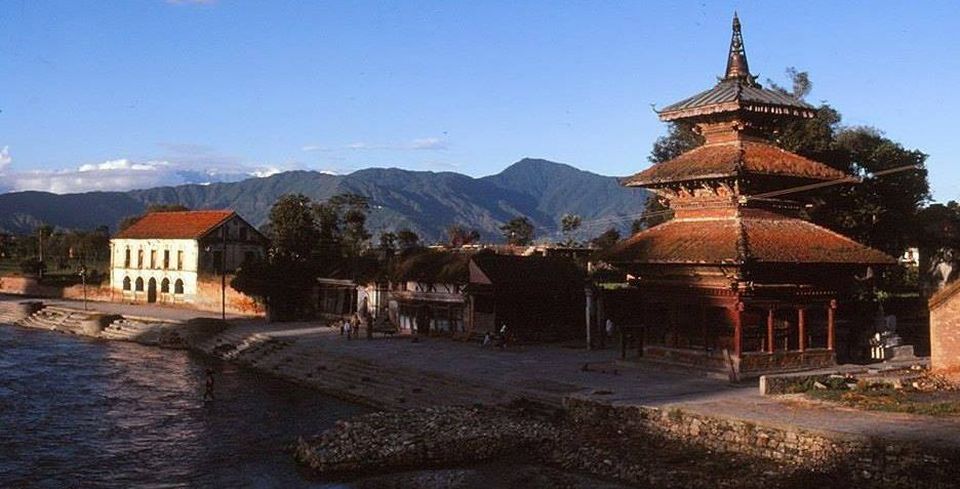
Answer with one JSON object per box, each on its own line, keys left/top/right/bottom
{"left": 202, "top": 368, "right": 215, "bottom": 402}
{"left": 605, "top": 317, "right": 615, "bottom": 349}
{"left": 344, "top": 320, "right": 352, "bottom": 340}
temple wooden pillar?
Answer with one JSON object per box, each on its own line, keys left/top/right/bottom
{"left": 766, "top": 308, "right": 775, "bottom": 353}
{"left": 733, "top": 302, "right": 743, "bottom": 357}
{"left": 827, "top": 299, "right": 837, "bottom": 351}
{"left": 797, "top": 307, "right": 806, "bottom": 352}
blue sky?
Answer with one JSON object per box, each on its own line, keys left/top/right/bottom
{"left": 0, "top": 1, "right": 958, "bottom": 201}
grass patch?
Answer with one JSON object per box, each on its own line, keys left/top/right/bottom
{"left": 807, "top": 385, "right": 960, "bottom": 417}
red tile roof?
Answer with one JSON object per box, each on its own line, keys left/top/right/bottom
{"left": 623, "top": 140, "right": 846, "bottom": 187}
{"left": 114, "top": 210, "right": 235, "bottom": 239}
{"left": 601, "top": 208, "right": 894, "bottom": 266}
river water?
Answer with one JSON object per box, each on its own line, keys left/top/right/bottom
{"left": 1, "top": 325, "right": 636, "bottom": 489}
{"left": 0, "top": 324, "right": 364, "bottom": 488}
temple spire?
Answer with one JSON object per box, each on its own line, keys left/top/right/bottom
{"left": 724, "top": 12, "right": 756, "bottom": 85}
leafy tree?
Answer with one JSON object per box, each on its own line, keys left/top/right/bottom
{"left": 590, "top": 227, "right": 621, "bottom": 250}
{"left": 395, "top": 228, "right": 421, "bottom": 250}
{"left": 328, "top": 193, "right": 371, "bottom": 257}
{"left": 447, "top": 224, "right": 480, "bottom": 247}
{"left": 231, "top": 255, "right": 317, "bottom": 321}
{"left": 378, "top": 231, "right": 397, "bottom": 251}
{"left": 233, "top": 194, "right": 320, "bottom": 321}
{"left": 500, "top": 216, "right": 534, "bottom": 246}
{"left": 268, "top": 194, "right": 320, "bottom": 260}
{"left": 314, "top": 201, "right": 342, "bottom": 258}
{"left": 560, "top": 214, "right": 582, "bottom": 247}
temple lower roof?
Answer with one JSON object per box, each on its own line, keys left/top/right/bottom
{"left": 599, "top": 208, "right": 894, "bottom": 266}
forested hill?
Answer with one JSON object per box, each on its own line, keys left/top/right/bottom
{"left": 0, "top": 158, "right": 648, "bottom": 242}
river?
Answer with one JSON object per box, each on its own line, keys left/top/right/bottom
{"left": 0, "top": 324, "right": 636, "bottom": 489}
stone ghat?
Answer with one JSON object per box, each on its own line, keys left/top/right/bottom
{"left": 294, "top": 406, "right": 560, "bottom": 477}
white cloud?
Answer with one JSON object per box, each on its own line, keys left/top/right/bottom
{"left": 0, "top": 146, "right": 11, "bottom": 173}
{"left": 1, "top": 157, "right": 294, "bottom": 194}
{"left": 77, "top": 158, "right": 165, "bottom": 172}
{"left": 410, "top": 138, "right": 447, "bottom": 150}
{"left": 302, "top": 137, "right": 448, "bottom": 152}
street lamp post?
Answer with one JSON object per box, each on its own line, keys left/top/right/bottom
{"left": 78, "top": 263, "right": 87, "bottom": 311}
{"left": 205, "top": 227, "right": 227, "bottom": 321}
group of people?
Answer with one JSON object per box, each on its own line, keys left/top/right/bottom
{"left": 340, "top": 315, "right": 361, "bottom": 340}
{"left": 480, "top": 323, "right": 510, "bottom": 349}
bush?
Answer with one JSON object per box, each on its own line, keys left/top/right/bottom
{"left": 19, "top": 258, "right": 44, "bottom": 276}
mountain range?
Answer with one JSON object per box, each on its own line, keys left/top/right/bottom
{"left": 0, "top": 159, "right": 648, "bottom": 242}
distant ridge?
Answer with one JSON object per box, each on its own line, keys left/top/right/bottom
{"left": 0, "top": 159, "right": 648, "bottom": 242}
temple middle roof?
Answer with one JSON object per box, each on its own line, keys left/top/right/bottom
{"left": 623, "top": 139, "right": 846, "bottom": 187}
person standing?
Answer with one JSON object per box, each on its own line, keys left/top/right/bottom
{"left": 203, "top": 369, "right": 215, "bottom": 402}
{"left": 605, "top": 317, "right": 615, "bottom": 349}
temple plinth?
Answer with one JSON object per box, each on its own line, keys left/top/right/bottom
{"left": 603, "top": 14, "right": 894, "bottom": 377}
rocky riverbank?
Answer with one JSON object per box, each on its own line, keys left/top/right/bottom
{"left": 294, "top": 405, "right": 882, "bottom": 489}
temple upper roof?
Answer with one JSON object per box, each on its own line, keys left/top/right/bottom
{"left": 657, "top": 14, "right": 815, "bottom": 122}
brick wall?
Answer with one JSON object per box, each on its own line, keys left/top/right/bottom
{"left": 930, "top": 280, "right": 960, "bottom": 376}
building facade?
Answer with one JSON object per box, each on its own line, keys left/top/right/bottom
{"left": 110, "top": 210, "right": 266, "bottom": 304}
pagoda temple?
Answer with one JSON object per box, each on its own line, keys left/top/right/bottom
{"left": 603, "top": 14, "right": 895, "bottom": 377}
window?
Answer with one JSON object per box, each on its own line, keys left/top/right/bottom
{"left": 150, "top": 250, "right": 157, "bottom": 269}
{"left": 163, "top": 250, "right": 170, "bottom": 269}
{"left": 174, "top": 279, "right": 184, "bottom": 294}
{"left": 177, "top": 250, "right": 183, "bottom": 270}
{"left": 161, "top": 278, "right": 170, "bottom": 293}
{"left": 124, "top": 248, "right": 131, "bottom": 268}
{"left": 244, "top": 251, "right": 256, "bottom": 264}
{"left": 122, "top": 276, "right": 131, "bottom": 291}
{"left": 137, "top": 250, "right": 144, "bottom": 269}
{"left": 135, "top": 277, "right": 144, "bottom": 292}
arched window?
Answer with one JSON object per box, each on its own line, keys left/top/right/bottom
{"left": 122, "top": 276, "right": 131, "bottom": 291}
{"left": 174, "top": 279, "right": 184, "bottom": 294}
{"left": 124, "top": 248, "right": 131, "bottom": 268}
{"left": 161, "top": 278, "right": 170, "bottom": 293}
{"left": 135, "top": 277, "right": 144, "bottom": 292}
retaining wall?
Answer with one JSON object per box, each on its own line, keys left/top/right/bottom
{"left": 564, "top": 397, "right": 960, "bottom": 488}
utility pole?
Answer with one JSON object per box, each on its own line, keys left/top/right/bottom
{"left": 221, "top": 224, "right": 227, "bottom": 321}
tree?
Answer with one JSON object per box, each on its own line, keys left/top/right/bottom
{"left": 378, "top": 231, "right": 397, "bottom": 251}
{"left": 268, "top": 194, "right": 320, "bottom": 260}
{"left": 560, "top": 214, "right": 582, "bottom": 247}
{"left": 447, "top": 224, "right": 480, "bottom": 248}
{"left": 233, "top": 194, "right": 319, "bottom": 321}
{"left": 328, "top": 193, "right": 371, "bottom": 257}
{"left": 590, "top": 227, "right": 621, "bottom": 250}
{"left": 396, "top": 228, "right": 421, "bottom": 250}
{"left": 500, "top": 217, "right": 534, "bottom": 246}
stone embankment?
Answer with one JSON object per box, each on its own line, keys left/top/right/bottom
{"left": 295, "top": 406, "right": 560, "bottom": 477}
{"left": 0, "top": 299, "right": 192, "bottom": 348}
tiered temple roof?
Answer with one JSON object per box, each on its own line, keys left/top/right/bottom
{"left": 605, "top": 207, "right": 892, "bottom": 266}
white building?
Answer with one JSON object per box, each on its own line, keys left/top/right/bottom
{"left": 110, "top": 210, "right": 266, "bottom": 304}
